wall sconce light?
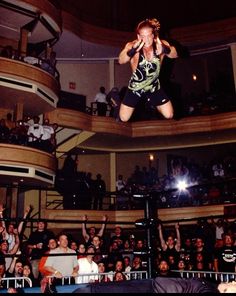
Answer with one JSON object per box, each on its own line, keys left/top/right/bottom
{"left": 192, "top": 74, "right": 197, "bottom": 81}
{"left": 149, "top": 154, "right": 154, "bottom": 161}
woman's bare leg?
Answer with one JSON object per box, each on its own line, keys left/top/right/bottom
{"left": 119, "top": 103, "right": 135, "bottom": 122}
{"left": 157, "top": 100, "right": 174, "bottom": 119}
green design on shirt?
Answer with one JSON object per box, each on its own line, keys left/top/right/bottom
{"left": 128, "top": 54, "right": 161, "bottom": 96}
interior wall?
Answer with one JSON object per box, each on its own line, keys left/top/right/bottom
{"left": 114, "top": 61, "right": 131, "bottom": 90}
{"left": 76, "top": 154, "right": 110, "bottom": 188}
{"left": 57, "top": 62, "right": 110, "bottom": 107}
{"left": 172, "top": 49, "right": 235, "bottom": 98}
{"left": 172, "top": 55, "right": 206, "bottom": 97}
{"left": 116, "top": 152, "right": 156, "bottom": 181}
{"left": 57, "top": 60, "right": 132, "bottom": 108}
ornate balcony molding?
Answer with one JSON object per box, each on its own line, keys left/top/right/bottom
{"left": 0, "top": 144, "right": 57, "bottom": 187}
{"left": 46, "top": 108, "right": 236, "bottom": 152}
{"left": 0, "top": 57, "right": 59, "bottom": 116}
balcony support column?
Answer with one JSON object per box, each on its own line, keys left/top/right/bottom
{"left": 19, "top": 28, "right": 28, "bottom": 57}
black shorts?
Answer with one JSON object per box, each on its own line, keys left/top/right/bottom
{"left": 122, "top": 87, "right": 170, "bottom": 108}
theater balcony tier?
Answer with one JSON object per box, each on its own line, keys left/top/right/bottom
{"left": 0, "top": 57, "right": 60, "bottom": 118}
{"left": 0, "top": 144, "right": 57, "bottom": 187}
{"left": 44, "top": 203, "right": 235, "bottom": 231}
{"left": 46, "top": 108, "right": 236, "bottom": 153}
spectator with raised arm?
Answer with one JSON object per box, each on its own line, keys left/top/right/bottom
{"left": 158, "top": 222, "right": 181, "bottom": 265}
{"left": 81, "top": 214, "right": 108, "bottom": 247}
{"left": 0, "top": 205, "right": 32, "bottom": 252}
{"left": 6, "top": 257, "right": 25, "bottom": 291}
{"left": 0, "top": 236, "right": 20, "bottom": 271}
{"left": 7, "top": 254, "right": 38, "bottom": 288}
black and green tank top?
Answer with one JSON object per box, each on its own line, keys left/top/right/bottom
{"left": 128, "top": 51, "right": 161, "bottom": 97}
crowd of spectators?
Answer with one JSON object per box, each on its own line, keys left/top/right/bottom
{"left": 114, "top": 155, "right": 236, "bottom": 209}
{"left": 182, "top": 91, "right": 236, "bottom": 118}
{"left": 0, "top": 114, "right": 58, "bottom": 154}
{"left": 0, "top": 45, "right": 60, "bottom": 82}
{"left": 0, "top": 208, "right": 236, "bottom": 292}
{"left": 1, "top": 43, "right": 236, "bottom": 292}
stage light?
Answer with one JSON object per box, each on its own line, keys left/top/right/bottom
{"left": 176, "top": 179, "right": 188, "bottom": 191}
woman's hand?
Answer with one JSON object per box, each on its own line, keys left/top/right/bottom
{"left": 133, "top": 39, "right": 144, "bottom": 52}
{"left": 127, "top": 39, "right": 144, "bottom": 58}
{"left": 155, "top": 37, "right": 163, "bottom": 55}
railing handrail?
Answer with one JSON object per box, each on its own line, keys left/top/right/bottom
{"left": 45, "top": 270, "right": 148, "bottom": 285}
{"left": 0, "top": 276, "right": 32, "bottom": 288}
{"left": 171, "top": 269, "right": 236, "bottom": 282}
